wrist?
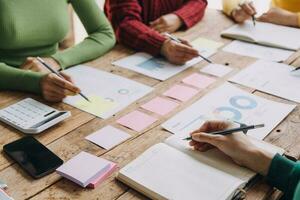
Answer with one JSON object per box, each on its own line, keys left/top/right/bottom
{"left": 288, "top": 13, "right": 299, "bottom": 27}
{"left": 249, "top": 149, "right": 275, "bottom": 176}
{"left": 160, "top": 39, "right": 170, "bottom": 57}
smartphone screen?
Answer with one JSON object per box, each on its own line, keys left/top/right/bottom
{"left": 3, "top": 136, "right": 63, "bottom": 179}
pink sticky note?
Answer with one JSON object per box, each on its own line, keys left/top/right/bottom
{"left": 88, "top": 162, "right": 118, "bottom": 189}
{"left": 141, "top": 97, "right": 179, "bottom": 116}
{"left": 117, "top": 110, "right": 158, "bottom": 132}
{"left": 163, "top": 84, "right": 198, "bottom": 102}
{"left": 182, "top": 73, "right": 216, "bottom": 89}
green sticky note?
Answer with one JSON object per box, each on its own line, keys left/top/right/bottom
{"left": 75, "top": 95, "right": 117, "bottom": 117}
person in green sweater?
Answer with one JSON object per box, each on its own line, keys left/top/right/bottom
{"left": 189, "top": 121, "right": 300, "bottom": 200}
{"left": 0, "top": 0, "right": 116, "bottom": 102}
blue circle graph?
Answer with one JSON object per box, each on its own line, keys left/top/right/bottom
{"left": 214, "top": 107, "right": 242, "bottom": 121}
{"left": 229, "top": 96, "right": 257, "bottom": 110}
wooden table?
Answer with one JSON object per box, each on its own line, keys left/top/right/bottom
{"left": 1, "top": 9, "right": 299, "bottom": 200}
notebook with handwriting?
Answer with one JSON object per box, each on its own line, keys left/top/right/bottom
{"left": 117, "top": 135, "right": 284, "bottom": 200}
{"left": 221, "top": 21, "right": 300, "bottom": 51}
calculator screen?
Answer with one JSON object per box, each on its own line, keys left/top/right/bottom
{"left": 3, "top": 137, "right": 63, "bottom": 178}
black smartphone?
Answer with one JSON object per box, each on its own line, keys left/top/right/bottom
{"left": 3, "top": 136, "right": 63, "bottom": 179}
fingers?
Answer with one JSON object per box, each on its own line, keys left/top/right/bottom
{"left": 191, "top": 120, "right": 232, "bottom": 134}
{"left": 240, "top": 3, "right": 256, "bottom": 16}
{"left": 51, "top": 74, "right": 80, "bottom": 94}
{"left": 149, "top": 18, "right": 162, "bottom": 27}
{"left": 175, "top": 43, "right": 199, "bottom": 56}
{"left": 291, "top": 58, "right": 300, "bottom": 68}
{"left": 180, "top": 39, "right": 193, "bottom": 47}
{"left": 191, "top": 132, "right": 224, "bottom": 146}
{"left": 60, "top": 72, "right": 74, "bottom": 83}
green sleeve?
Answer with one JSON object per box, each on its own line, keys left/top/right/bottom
{"left": 52, "top": 0, "right": 116, "bottom": 69}
{"left": 267, "top": 154, "right": 300, "bottom": 200}
{"left": 0, "top": 63, "right": 44, "bottom": 94}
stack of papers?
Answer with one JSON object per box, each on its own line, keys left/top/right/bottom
{"left": 56, "top": 152, "right": 117, "bottom": 188}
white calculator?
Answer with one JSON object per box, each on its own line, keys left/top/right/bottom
{"left": 0, "top": 98, "right": 71, "bottom": 134}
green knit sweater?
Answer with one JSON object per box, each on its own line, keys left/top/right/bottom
{"left": 267, "top": 154, "right": 300, "bottom": 200}
{"left": 0, "top": 0, "right": 116, "bottom": 94}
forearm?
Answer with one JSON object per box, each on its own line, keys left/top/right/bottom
{"left": 267, "top": 154, "right": 300, "bottom": 197}
{"left": 52, "top": 25, "right": 116, "bottom": 69}
{"left": 53, "top": 0, "right": 116, "bottom": 69}
{"left": 222, "top": 0, "right": 241, "bottom": 16}
{"left": 0, "top": 63, "right": 44, "bottom": 94}
{"left": 116, "top": 21, "right": 166, "bottom": 56}
{"left": 173, "top": 0, "right": 207, "bottom": 28}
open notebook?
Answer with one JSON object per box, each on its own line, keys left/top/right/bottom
{"left": 117, "top": 134, "right": 284, "bottom": 200}
{"left": 221, "top": 21, "right": 300, "bottom": 51}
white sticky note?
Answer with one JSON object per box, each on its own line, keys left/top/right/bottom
{"left": 200, "top": 64, "right": 233, "bottom": 77}
{"left": 56, "top": 152, "right": 111, "bottom": 187}
{"left": 86, "top": 126, "right": 131, "bottom": 150}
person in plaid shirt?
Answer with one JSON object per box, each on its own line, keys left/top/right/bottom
{"left": 105, "top": 0, "right": 207, "bottom": 65}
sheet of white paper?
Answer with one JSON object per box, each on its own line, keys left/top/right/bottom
{"left": 230, "top": 60, "right": 300, "bottom": 103}
{"left": 63, "top": 66, "right": 153, "bottom": 119}
{"left": 207, "top": 0, "right": 222, "bottom": 10}
{"left": 207, "top": 0, "right": 271, "bottom": 14}
{"left": 112, "top": 48, "right": 216, "bottom": 81}
{"left": 86, "top": 126, "right": 131, "bottom": 150}
{"left": 162, "top": 83, "right": 295, "bottom": 140}
{"left": 200, "top": 64, "right": 233, "bottom": 77}
{"left": 221, "top": 21, "right": 300, "bottom": 51}
{"left": 223, "top": 40, "right": 294, "bottom": 62}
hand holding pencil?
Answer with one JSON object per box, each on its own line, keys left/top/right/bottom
{"left": 37, "top": 57, "right": 89, "bottom": 103}
{"left": 189, "top": 120, "right": 274, "bottom": 175}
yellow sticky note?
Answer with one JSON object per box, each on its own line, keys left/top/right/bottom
{"left": 191, "top": 37, "right": 224, "bottom": 50}
{"left": 75, "top": 95, "right": 117, "bottom": 117}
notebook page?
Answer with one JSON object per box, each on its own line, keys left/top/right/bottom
{"left": 164, "top": 135, "right": 255, "bottom": 181}
{"left": 222, "top": 21, "right": 300, "bottom": 50}
{"left": 221, "top": 21, "right": 258, "bottom": 42}
{"left": 118, "top": 143, "right": 245, "bottom": 200}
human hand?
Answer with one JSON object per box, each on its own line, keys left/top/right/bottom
{"left": 21, "top": 57, "right": 61, "bottom": 73}
{"left": 161, "top": 39, "right": 199, "bottom": 65}
{"left": 150, "top": 14, "right": 183, "bottom": 33}
{"left": 189, "top": 120, "right": 274, "bottom": 176}
{"left": 258, "top": 7, "right": 299, "bottom": 27}
{"left": 40, "top": 72, "right": 80, "bottom": 102}
{"left": 231, "top": 2, "right": 256, "bottom": 23}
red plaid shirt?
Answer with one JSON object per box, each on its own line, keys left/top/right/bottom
{"left": 105, "top": 0, "right": 207, "bottom": 56}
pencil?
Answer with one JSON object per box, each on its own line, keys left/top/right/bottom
{"left": 252, "top": 15, "right": 256, "bottom": 26}
{"left": 36, "top": 57, "right": 90, "bottom": 102}
{"left": 164, "top": 33, "right": 213, "bottom": 64}
{"left": 183, "top": 124, "right": 264, "bottom": 141}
